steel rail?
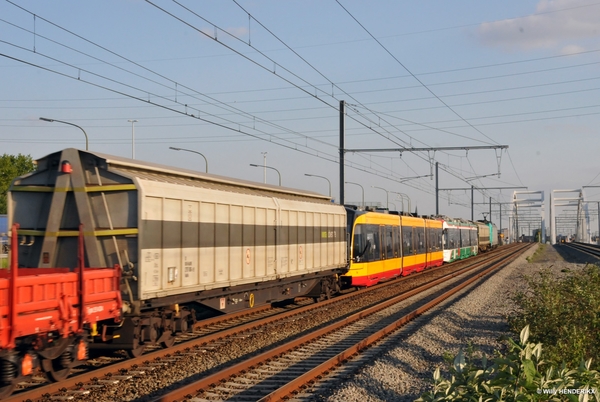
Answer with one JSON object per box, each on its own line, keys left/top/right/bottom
{"left": 1, "top": 304, "right": 275, "bottom": 402}
{"left": 0, "top": 265, "right": 427, "bottom": 401}
{"left": 566, "top": 242, "right": 600, "bottom": 259}
{"left": 260, "top": 244, "right": 531, "bottom": 401}
{"left": 4, "top": 245, "right": 521, "bottom": 402}
{"left": 153, "top": 244, "right": 530, "bottom": 402}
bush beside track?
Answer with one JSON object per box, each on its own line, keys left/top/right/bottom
{"left": 417, "top": 248, "right": 600, "bottom": 401}
{"left": 417, "top": 326, "right": 600, "bottom": 402}
{"left": 509, "top": 263, "right": 600, "bottom": 371}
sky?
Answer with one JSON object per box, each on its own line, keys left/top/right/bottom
{"left": 1, "top": 0, "right": 600, "bottom": 239}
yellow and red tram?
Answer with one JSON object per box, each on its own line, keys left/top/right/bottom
{"left": 344, "top": 209, "right": 401, "bottom": 286}
{"left": 343, "top": 208, "right": 443, "bottom": 287}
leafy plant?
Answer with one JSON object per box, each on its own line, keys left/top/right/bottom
{"left": 417, "top": 326, "right": 600, "bottom": 401}
{"left": 509, "top": 265, "right": 600, "bottom": 371}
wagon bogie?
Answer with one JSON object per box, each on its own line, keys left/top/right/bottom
{"left": 40, "top": 336, "right": 88, "bottom": 382}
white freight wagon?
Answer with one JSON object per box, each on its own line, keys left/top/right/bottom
{"left": 9, "top": 148, "right": 347, "bottom": 355}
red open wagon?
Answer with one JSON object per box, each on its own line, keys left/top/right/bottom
{"left": 0, "top": 224, "right": 122, "bottom": 398}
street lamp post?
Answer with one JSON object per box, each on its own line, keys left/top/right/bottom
{"left": 304, "top": 174, "right": 331, "bottom": 198}
{"left": 250, "top": 164, "right": 281, "bottom": 186}
{"left": 390, "top": 191, "right": 411, "bottom": 215}
{"left": 345, "top": 181, "right": 364, "bottom": 207}
{"left": 372, "top": 186, "right": 389, "bottom": 210}
{"left": 392, "top": 195, "right": 405, "bottom": 212}
{"left": 169, "top": 147, "right": 208, "bottom": 172}
{"left": 128, "top": 120, "right": 138, "bottom": 159}
{"left": 261, "top": 152, "right": 267, "bottom": 184}
{"left": 403, "top": 194, "right": 412, "bottom": 215}
{"left": 39, "top": 117, "right": 88, "bottom": 150}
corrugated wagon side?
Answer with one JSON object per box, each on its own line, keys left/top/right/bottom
{"left": 133, "top": 175, "right": 347, "bottom": 306}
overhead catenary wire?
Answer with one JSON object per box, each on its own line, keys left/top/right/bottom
{"left": 167, "top": 0, "right": 427, "bottom": 159}
{"left": 335, "top": 0, "right": 500, "bottom": 147}
{"left": 0, "top": 1, "right": 535, "bottom": 213}
{"left": 163, "top": 0, "right": 501, "bottom": 178}
{"left": 163, "top": 0, "right": 524, "bottom": 203}
{"left": 0, "top": 5, "right": 342, "bottom": 154}
{"left": 2, "top": 4, "right": 397, "bottom": 179}
{"left": 0, "top": 51, "right": 430, "bottom": 191}
{"left": 3, "top": 44, "right": 599, "bottom": 130}
{"left": 144, "top": 0, "right": 446, "bottom": 191}
{"left": 228, "top": 0, "right": 460, "bottom": 154}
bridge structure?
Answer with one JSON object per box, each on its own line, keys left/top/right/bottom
{"left": 510, "top": 191, "right": 545, "bottom": 244}
{"left": 580, "top": 186, "right": 600, "bottom": 245}
{"left": 549, "top": 189, "right": 589, "bottom": 245}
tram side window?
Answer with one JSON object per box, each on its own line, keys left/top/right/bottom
{"left": 353, "top": 224, "right": 381, "bottom": 262}
{"left": 428, "top": 227, "right": 441, "bottom": 251}
{"left": 353, "top": 224, "right": 364, "bottom": 259}
{"left": 427, "top": 228, "right": 434, "bottom": 252}
{"left": 444, "top": 228, "right": 457, "bottom": 249}
{"left": 443, "top": 229, "right": 449, "bottom": 249}
{"left": 394, "top": 226, "right": 401, "bottom": 257}
{"left": 385, "top": 226, "right": 394, "bottom": 259}
{"left": 461, "top": 229, "right": 473, "bottom": 247}
{"left": 442, "top": 228, "right": 448, "bottom": 249}
{"left": 416, "top": 227, "right": 426, "bottom": 254}
{"left": 470, "top": 229, "right": 477, "bottom": 246}
{"left": 402, "top": 226, "right": 414, "bottom": 255}
{"left": 365, "top": 226, "right": 381, "bottom": 262}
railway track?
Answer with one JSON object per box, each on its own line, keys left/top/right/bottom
{"left": 565, "top": 242, "right": 600, "bottom": 259}
{"left": 4, "top": 244, "right": 526, "bottom": 402}
{"left": 152, "top": 243, "right": 531, "bottom": 402}
{"left": 3, "top": 302, "right": 306, "bottom": 401}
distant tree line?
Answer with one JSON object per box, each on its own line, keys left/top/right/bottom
{"left": 0, "top": 154, "right": 36, "bottom": 214}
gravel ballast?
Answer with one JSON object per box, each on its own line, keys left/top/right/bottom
{"left": 297, "top": 244, "right": 598, "bottom": 402}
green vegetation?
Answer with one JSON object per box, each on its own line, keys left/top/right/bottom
{"left": 509, "top": 265, "right": 600, "bottom": 371}
{"left": 526, "top": 244, "right": 546, "bottom": 263}
{"left": 418, "top": 262, "right": 600, "bottom": 400}
{"left": 417, "top": 326, "right": 600, "bottom": 401}
{"left": 0, "top": 153, "right": 36, "bottom": 214}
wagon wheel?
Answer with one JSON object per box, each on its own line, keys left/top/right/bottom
{"left": 126, "top": 339, "right": 146, "bottom": 358}
{"left": 41, "top": 351, "right": 73, "bottom": 382}
{"left": 160, "top": 332, "right": 176, "bottom": 349}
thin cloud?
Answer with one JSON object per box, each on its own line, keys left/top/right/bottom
{"left": 476, "top": 0, "right": 600, "bottom": 51}
{"left": 560, "top": 44, "right": 587, "bottom": 54}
